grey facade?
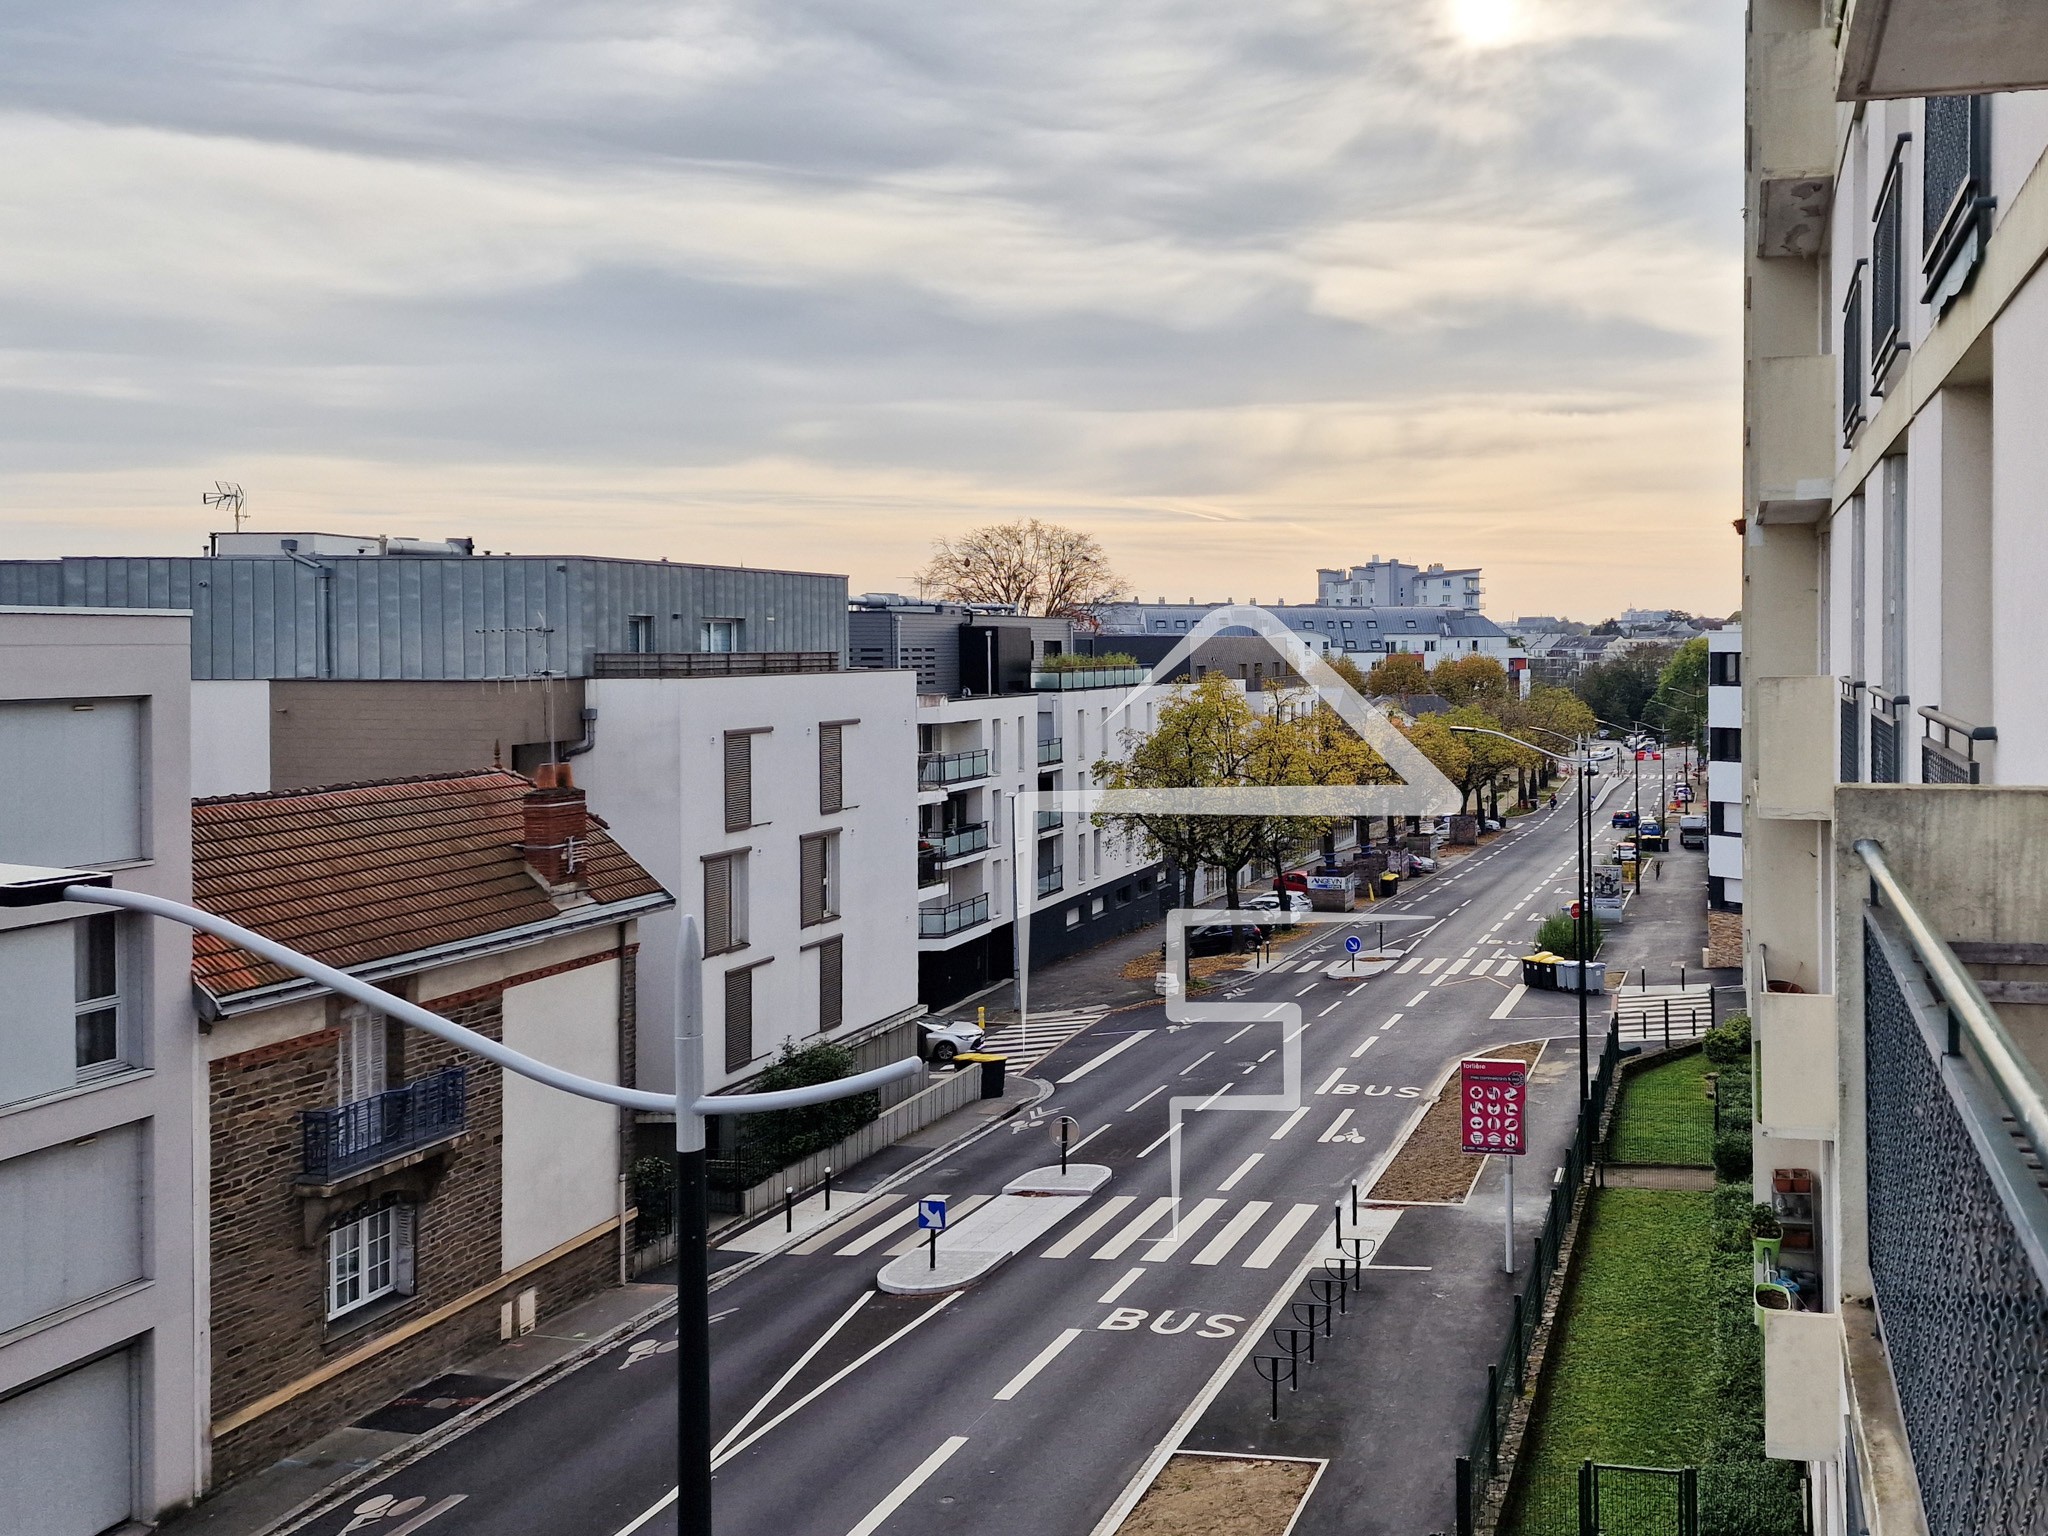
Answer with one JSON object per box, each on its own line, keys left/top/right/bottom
{"left": 0, "top": 553, "right": 848, "bottom": 680}
{"left": 848, "top": 600, "right": 1067, "bottom": 696}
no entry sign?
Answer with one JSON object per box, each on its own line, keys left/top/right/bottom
{"left": 1461, "top": 1058, "right": 1527, "bottom": 1156}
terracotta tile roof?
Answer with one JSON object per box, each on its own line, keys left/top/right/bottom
{"left": 192, "top": 770, "right": 668, "bottom": 998}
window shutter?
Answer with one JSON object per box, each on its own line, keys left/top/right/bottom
{"left": 724, "top": 967, "right": 754, "bottom": 1072}
{"left": 704, "top": 857, "right": 733, "bottom": 954}
{"left": 800, "top": 836, "right": 827, "bottom": 927}
{"left": 393, "top": 1203, "right": 417, "bottom": 1295}
{"left": 724, "top": 732, "right": 753, "bottom": 831}
{"left": 819, "top": 725, "right": 843, "bottom": 814}
{"left": 818, "top": 938, "right": 843, "bottom": 1033}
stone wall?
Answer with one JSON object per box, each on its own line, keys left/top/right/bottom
{"left": 1705, "top": 908, "right": 1743, "bottom": 970}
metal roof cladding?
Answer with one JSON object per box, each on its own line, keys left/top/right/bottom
{"left": 190, "top": 770, "right": 670, "bottom": 1000}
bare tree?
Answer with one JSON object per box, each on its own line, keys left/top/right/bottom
{"left": 917, "top": 519, "right": 1126, "bottom": 619}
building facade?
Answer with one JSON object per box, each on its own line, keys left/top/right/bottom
{"left": 0, "top": 608, "right": 205, "bottom": 1534}
{"left": 1314, "top": 558, "right": 1485, "bottom": 610}
{"left": 1743, "top": 7, "right": 2048, "bottom": 1533}
{"left": 1705, "top": 626, "right": 1743, "bottom": 966}
{"left": 191, "top": 771, "right": 669, "bottom": 1483}
{"left": 1093, "top": 600, "right": 1520, "bottom": 674}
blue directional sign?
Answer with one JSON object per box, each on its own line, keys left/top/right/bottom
{"left": 1345, "top": 935, "right": 1363, "bottom": 954}
{"left": 917, "top": 1197, "right": 948, "bottom": 1231}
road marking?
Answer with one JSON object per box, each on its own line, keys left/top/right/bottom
{"left": 1295, "top": 983, "right": 1317, "bottom": 997}
{"left": 1042, "top": 1196, "right": 1136, "bottom": 1259}
{"left": 717, "top": 1299, "right": 963, "bottom": 1469}
{"left": 1145, "top": 1198, "right": 1229, "bottom": 1260}
{"left": 1317, "top": 1108, "right": 1355, "bottom": 1143}
{"left": 1313, "top": 1068, "right": 1345, "bottom": 1095}
{"left": 1270, "top": 1106, "right": 1311, "bottom": 1140}
{"left": 1241, "top": 1204, "right": 1322, "bottom": 1268}
{"left": 1350, "top": 1035, "right": 1378, "bottom": 1059}
{"left": 386, "top": 1499, "right": 467, "bottom": 1536}
{"left": 1224, "top": 1023, "right": 1256, "bottom": 1043}
{"left": 712, "top": 1292, "right": 874, "bottom": 1459}
{"left": 1179, "top": 1052, "right": 1213, "bottom": 1075}
{"left": 1317, "top": 998, "right": 1345, "bottom": 1016}
{"left": 1191, "top": 1201, "right": 1273, "bottom": 1265}
{"left": 1216, "top": 1153, "right": 1262, "bottom": 1191}
{"left": 1060, "top": 1030, "right": 1153, "bottom": 1084}
{"left": 1490, "top": 984, "right": 1528, "bottom": 1020}
{"left": 1098, "top": 1267, "right": 1147, "bottom": 1304}
{"left": 1420, "top": 958, "right": 1445, "bottom": 974}
{"left": 1136, "top": 1125, "right": 1181, "bottom": 1158}
{"left": 1067, "top": 1125, "right": 1109, "bottom": 1156}
{"left": 844, "top": 1437, "right": 971, "bottom": 1536}
{"left": 1395, "top": 957, "right": 1421, "bottom": 974}
{"left": 611, "top": 1490, "right": 678, "bottom": 1536}
{"left": 792, "top": 1200, "right": 910, "bottom": 1255}
{"left": 1380, "top": 1012, "right": 1403, "bottom": 1029}
{"left": 833, "top": 1204, "right": 924, "bottom": 1256}
{"left": 1407, "top": 991, "right": 1429, "bottom": 1007}
{"left": 1462, "top": 947, "right": 1478, "bottom": 958}
{"left": 1444, "top": 958, "right": 1469, "bottom": 975}
{"left": 993, "top": 1329, "right": 1084, "bottom": 1401}
{"left": 1124, "top": 1085, "right": 1167, "bottom": 1113}
{"left": 1093, "top": 1197, "right": 1177, "bottom": 1258}
{"left": 883, "top": 1195, "right": 993, "bottom": 1256}
{"left": 1196, "top": 1082, "right": 1235, "bottom": 1111}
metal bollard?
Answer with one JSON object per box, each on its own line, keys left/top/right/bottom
{"left": 784, "top": 1187, "right": 796, "bottom": 1232}
{"left": 823, "top": 1166, "right": 833, "bottom": 1212}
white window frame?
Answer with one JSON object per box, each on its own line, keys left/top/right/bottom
{"left": 73, "top": 913, "right": 127, "bottom": 1082}
{"left": 325, "top": 1202, "right": 415, "bottom": 1321}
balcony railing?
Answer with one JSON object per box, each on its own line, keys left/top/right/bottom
{"left": 1919, "top": 704, "right": 1995, "bottom": 785}
{"left": 1037, "top": 737, "right": 1064, "bottom": 765}
{"left": 301, "top": 1066, "right": 467, "bottom": 1184}
{"left": 1031, "top": 666, "right": 1144, "bottom": 691}
{"left": 917, "top": 846, "right": 944, "bottom": 888}
{"left": 1870, "top": 691, "right": 1907, "bottom": 783}
{"left": 918, "top": 894, "right": 989, "bottom": 938}
{"left": 593, "top": 651, "right": 838, "bottom": 678}
{"left": 1854, "top": 839, "right": 2048, "bottom": 1536}
{"left": 918, "top": 749, "right": 990, "bottom": 788}
{"left": 1036, "top": 867, "right": 1065, "bottom": 897}
{"left": 934, "top": 822, "right": 989, "bottom": 860}
{"left": 1036, "top": 809, "right": 1064, "bottom": 832}
{"left": 1840, "top": 679, "right": 1863, "bottom": 782}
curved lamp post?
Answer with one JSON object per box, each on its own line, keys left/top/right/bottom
{"left": 0, "top": 865, "right": 918, "bottom": 1536}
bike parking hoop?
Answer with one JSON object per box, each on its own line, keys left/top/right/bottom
{"left": 1252, "top": 1355, "right": 1297, "bottom": 1421}
{"left": 1291, "top": 1297, "right": 1332, "bottom": 1342}
{"left": 1323, "top": 1254, "right": 1360, "bottom": 1293}
{"left": 1308, "top": 1273, "right": 1348, "bottom": 1318}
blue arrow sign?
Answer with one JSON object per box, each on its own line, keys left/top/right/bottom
{"left": 917, "top": 1197, "right": 948, "bottom": 1231}
{"left": 1345, "top": 935, "right": 1363, "bottom": 954}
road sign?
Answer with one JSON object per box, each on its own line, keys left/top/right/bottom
{"left": 1460, "top": 1058, "right": 1527, "bottom": 1156}
{"left": 917, "top": 1197, "right": 948, "bottom": 1231}
{"left": 1344, "top": 935, "right": 1363, "bottom": 955}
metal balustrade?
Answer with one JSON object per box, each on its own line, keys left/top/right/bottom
{"left": 1036, "top": 867, "right": 1064, "bottom": 896}
{"left": 918, "top": 749, "right": 990, "bottom": 787}
{"left": 1037, "top": 738, "right": 1064, "bottom": 764}
{"left": 918, "top": 894, "right": 989, "bottom": 937}
{"left": 936, "top": 823, "right": 989, "bottom": 860}
{"left": 301, "top": 1066, "right": 467, "bottom": 1182}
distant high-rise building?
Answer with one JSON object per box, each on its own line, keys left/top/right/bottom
{"left": 1315, "top": 558, "right": 1484, "bottom": 611}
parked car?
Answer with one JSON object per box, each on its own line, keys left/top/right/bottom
{"left": 1408, "top": 854, "right": 1438, "bottom": 874}
{"left": 1637, "top": 820, "right": 1668, "bottom": 852}
{"left": 1482, "top": 818, "right": 1503, "bottom": 833}
{"left": 919, "top": 1017, "right": 986, "bottom": 1066}
{"left": 1176, "top": 918, "right": 1272, "bottom": 957}
{"left": 1246, "top": 891, "right": 1312, "bottom": 927}
{"left": 1679, "top": 815, "right": 1708, "bottom": 849}
{"left": 1611, "top": 809, "right": 1638, "bottom": 828}
{"left": 1276, "top": 869, "right": 1310, "bottom": 894}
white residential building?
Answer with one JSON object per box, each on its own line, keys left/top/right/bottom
{"left": 1705, "top": 626, "right": 1742, "bottom": 964}
{"left": 0, "top": 608, "right": 205, "bottom": 1533}
{"left": 1315, "top": 558, "right": 1484, "bottom": 610}
{"left": 1744, "top": 9, "right": 2048, "bottom": 1534}
{"left": 1094, "top": 601, "right": 1525, "bottom": 689}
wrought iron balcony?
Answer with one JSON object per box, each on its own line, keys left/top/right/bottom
{"left": 301, "top": 1066, "right": 467, "bottom": 1183}
{"left": 1037, "top": 737, "right": 1064, "bottom": 765}
{"left": 918, "top": 749, "right": 990, "bottom": 788}
{"left": 918, "top": 894, "right": 989, "bottom": 938}
{"left": 936, "top": 823, "right": 989, "bottom": 860}
{"left": 1854, "top": 839, "right": 2048, "bottom": 1536}
{"left": 1036, "top": 867, "right": 1065, "bottom": 897}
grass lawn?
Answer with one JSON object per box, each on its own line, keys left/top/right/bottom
{"left": 1512, "top": 1189, "right": 1721, "bottom": 1514}
{"left": 1607, "top": 1051, "right": 1715, "bottom": 1167}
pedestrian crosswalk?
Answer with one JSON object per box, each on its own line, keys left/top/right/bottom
{"left": 741, "top": 1189, "right": 1330, "bottom": 1273}
{"left": 980, "top": 1007, "right": 1109, "bottom": 1068}
{"left": 1613, "top": 986, "right": 1715, "bottom": 1044}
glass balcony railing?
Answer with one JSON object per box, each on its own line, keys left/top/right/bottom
{"left": 919, "top": 894, "right": 989, "bottom": 937}
{"left": 918, "top": 748, "right": 990, "bottom": 787}
{"left": 1036, "top": 809, "right": 1064, "bottom": 832}
{"left": 301, "top": 1066, "right": 467, "bottom": 1183}
{"left": 1037, "top": 737, "right": 1064, "bottom": 764}
{"left": 936, "top": 823, "right": 989, "bottom": 860}
{"left": 917, "top": 846, "right": 944, "bottom": 887}
{"left": 1031, "top": 666, "right": 1144, "bottom": 692}
{"left": 1036, "top": 867, "right": 1065, "bottom": 897}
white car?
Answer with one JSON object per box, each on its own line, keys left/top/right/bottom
{"left": 919, "top": 1018, "right": 986, "bottom": 1066}
{"left": 1408, "top": 855, "right": 1438, "bottom": 874}
{"left": 1245, "top": 891, "right": 1311, "bottom": 926}
{"left": 1482, "top": 818, "right": 1503, "bottom": 833}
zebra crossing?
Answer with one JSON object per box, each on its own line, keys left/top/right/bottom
{"left": 736, "top": 1189, "right": 1329, "bottom": 1272}
{"left": 980, "top": 1007, "right": 1109, "bottom": 1068}
{"left": 1613, "top": 986, "right": 1715, "bottom": 1044}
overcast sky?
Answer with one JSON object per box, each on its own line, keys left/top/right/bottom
{"left": 0, "top": 0, "right": 1740, "bottom": 620}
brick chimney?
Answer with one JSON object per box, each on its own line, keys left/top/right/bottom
{"left": 523, "top": 762, "right": 588, "bottom": 887}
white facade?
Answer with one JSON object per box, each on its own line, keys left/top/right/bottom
{"left": 1096, "top": 601, "right": 1517, "bottom": 666}
{"left": 1315, "top": 559, "right": 1485, "bottom": 610}
{"left": 1707, "top": 626, "right": 1743, "bottom": 909}
{"left": 578, "top": 670, "right": 922, "bottom": 1095}
{"left": 0, "top": 608, "right": 205, "bottom": 1531}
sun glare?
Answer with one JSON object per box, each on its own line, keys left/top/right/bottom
{"left": 1449, "top": 0, "right": 1523, "bottom": 48}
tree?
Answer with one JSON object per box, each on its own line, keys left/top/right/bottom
{"left": 1650, "top": 637, "right": 1709, "bottom": 749}
{"left": 1364, "top": 652, "right": 1430, "bottom": 697}
{"left": 1430, "top": 654, "right": 1511, "bottom": 708}
{"left": 917, "top": 519, "right": 1127, "bottom": 619}
{"left": 1572, "top": 644, "right": 1676, "bottom": 732}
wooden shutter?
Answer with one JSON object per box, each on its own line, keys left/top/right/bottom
{"left": 723, "top": 967, "right": 754, "bottom": 1072}
{"left": 800, "top": 835, "right": 828, "bottom": 926}
{"left": 704, "top": 856, "right": 733, "bottom": 954}
{"left": 724, "top": 732, "right": 752, "bottom": 831}
{"left": 819, "top": 724, "right": 843, "bottom": 814}
{"left": 818, "top": 938, "right": 843, "bottom": 1033}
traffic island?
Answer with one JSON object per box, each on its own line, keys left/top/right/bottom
{"left": 876, "top": 1163, "right": 1111, "bottom": 1295}
{"left": 1113, "top": 1452, "right": 1323, "bottom": 1536}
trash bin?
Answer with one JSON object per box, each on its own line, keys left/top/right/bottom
{"left": 1378, "top": 872, "right": 1400, "bottom": 898}
{"left": 1521, "top": 954, "right": 1558, "bottom": 990}
{"left": 1556, "top": 959, "right": 1580, "bottom": 994}
{"left": 977, "top": 1054, "right": 1007, "bottom": 1099}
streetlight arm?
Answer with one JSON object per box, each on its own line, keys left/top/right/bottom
{"left": 61, "top": 884, "right": 919, "bottom": 1119}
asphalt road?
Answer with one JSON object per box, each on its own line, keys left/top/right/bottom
{"left": 291, "top": 776, "right": 1643, "bottom": 1536}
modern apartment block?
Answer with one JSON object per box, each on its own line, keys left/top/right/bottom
{"left": 1093, "top": 601, "right": 1521, "bottom": 673}
{"left": 1705, "top": 625, "right": 1743, "bottom": 967}
{"left": 849, "top": 598, "right": 1168, "bottom": 1008}
{"left": 1314, "top": 558, "right": 1485, "bottom": 610}
{"left": 0, "top": 608, "right": 204, "bottom": 1534}
{"left": 1743, "top": 7, "right": 2048, "bottom": 1533}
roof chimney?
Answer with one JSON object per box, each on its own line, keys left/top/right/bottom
{"left": 523, "top": 763, "right": 588, "bottom": 887}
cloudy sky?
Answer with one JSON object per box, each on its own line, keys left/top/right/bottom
{"left": 0, "top": 0, "right": 1741, "bottom": 620}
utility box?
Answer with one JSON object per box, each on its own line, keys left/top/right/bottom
{"left": 1447, "top": 815, "right": 1480, "bottom": 846}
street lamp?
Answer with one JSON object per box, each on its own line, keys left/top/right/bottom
{"left": 0, "top": 863, "right": 915, "bottom": 1536}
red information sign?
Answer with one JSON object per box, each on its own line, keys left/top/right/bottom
{"left": 1461, "top": 1057, "right": 1527, "bottom": 1156}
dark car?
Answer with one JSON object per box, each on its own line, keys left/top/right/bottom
{"left": 1611, "top": 809, "right": 1638, "bottom": 828}
{"left": 1179, "top": 918, "right": 1272, "bottom": 956}
{"left": 1637, "top": 820, "right": 1668, "bottom": 852}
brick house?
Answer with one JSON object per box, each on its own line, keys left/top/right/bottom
{"left": 191, "top": 767, "right": 671, "bottom": 1484}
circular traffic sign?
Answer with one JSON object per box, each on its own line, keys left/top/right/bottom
{"left": 1048, "top": 1114, "right": 1080, "bottom": 1148}
{"left": 1345, "top": 935, "right": 1363, "bottom": 954}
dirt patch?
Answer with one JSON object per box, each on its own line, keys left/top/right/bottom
{"left": 1115, "top": 1453, "right": 1320, "bottom": 1536}
{"left": 1366, "top": 1040, "right": 1545, "bottom": 1204}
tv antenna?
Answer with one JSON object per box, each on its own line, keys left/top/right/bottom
{"left": 203, "top": 482, "right": 246, "bottom": 532}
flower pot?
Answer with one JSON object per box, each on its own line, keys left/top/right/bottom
{"left": 1781, "top": 1228, "right": 1813, "bottom": 1250}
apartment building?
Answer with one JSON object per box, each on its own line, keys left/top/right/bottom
{"left": 1705, "top": 626, "right": 1743, "bottom": 966}
{"left": 849, "top": 599, "right": 1169, "bottom": 1008}
{"left": 1094, "top": 601, "right": 1522, "bottom": 676}
{"left": 1743, "top": 7, "right": 2048, "bottom": 1533}
{"left": 1314, "top": 558, "right": 1485, "bottom": 610}
{"left": 0, "top": 609, "right": 204, "bottom": 1534}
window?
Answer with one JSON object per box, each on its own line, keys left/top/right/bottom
{"left": 626, "top": 615, "right": 654, "bottom": 654}
{"left": 724, "top": 966, "right": 756, "bottom": 1072}
{"left": 814, "top": 937, "right": 843, "bottom": 1034}
{"left": 1710, "top": 727, "right": 1742, "bottom": 763}
{"left": 1153, "top": 619, "right": 1168, "bottom": 630}
{"left": 1872, "top": 135, "right": 1909, "bottom": 383}
{"left": 1709, "top": 649, "right": 1741, "bottom": 688}
{"left": 1404, "top": 619, "right": 1417, "bottom": 629}
{"left": 337, "top": 1002, "right": 388, "bottom": 1104}
{"left": 1344, "top": 640, "right": 1356, "bottom": 651}
{"left": 818, "top": 724, "right": 845, "bottom": 815}
{"left": 1365, "top": 619, "right": 1378, "bottom": 630}
{"left": 799, "top": 833, "right": 838, "bottom": 927}
{"left": 326, "top": 1200, "right": 414, "bottom": 1320}
{"left": 1340, "top": 620, "right": 1353, "bottom": 629}
{"left": 0, "top": 697, "right": 144, "bottom": 867}
{"left": 700, "top": 618, "right": 741, "bottom": 652}
{"left": 1882, "top": 456, "right": 1908, "bottom": 692}
{"left": 704, "top": 852, "right": 747, "bottom": 954}
{"left": 1302, "top": 621, "right": 1317, "bottom": 629}
{"left": 73, "top": 914, "right": 122, "bottom": 1077}
{"left": 1923, "top": 96, "right": 1992, "bottom": 312}
{"left": 1174, "top": 619, "right": 1188, "bottom": 629}
{"left": 724, "top": 731, "right": 755, "bottom": 830}
{"left": 1842, "top": 260, "right": 1867, "bottom": 442}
